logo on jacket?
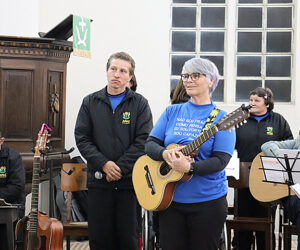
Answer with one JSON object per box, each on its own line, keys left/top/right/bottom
{"left": 122, "top": 112, "right": 131, "bottom": 124}
{"left": 0, "top": 166, "right": 7, "bottom": 178}
{"left": 266, "top": 126, "right": 274, "bottom": 135}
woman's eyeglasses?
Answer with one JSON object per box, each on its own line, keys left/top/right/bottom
{"left": 180, "top": 73, "right": 205, "bottom": 82}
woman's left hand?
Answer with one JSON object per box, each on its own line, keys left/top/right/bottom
{"left": 166, "top": 150, "right": 194, "bottom": 173}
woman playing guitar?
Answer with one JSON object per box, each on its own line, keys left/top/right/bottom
{"left": 144, "top": 58, "right": 236, "bottom": 250}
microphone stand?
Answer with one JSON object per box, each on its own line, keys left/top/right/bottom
{"left": 40, "top": 147, "right": 74, "bottom": 218}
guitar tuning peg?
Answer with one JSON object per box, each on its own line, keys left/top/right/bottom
{"left": 240, "top": 122, "right": 243, "bottom": 126}
{"left": 243, "top": 120, "right": 247, "bottom": 123}
{"left": 236, "top": 124, "right": 239, "bottom": 128}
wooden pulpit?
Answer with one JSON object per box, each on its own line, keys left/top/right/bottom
{"left": 0, "top": 35, "right": 73, "bottom": 194}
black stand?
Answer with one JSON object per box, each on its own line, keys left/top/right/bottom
{"left": 40, "top": 147, "right": 74, "bottom": 218}
{"left": 261, "top": 151, "right": 300, "bottom": 249}
{"left": 260, "top": 151, "right": 300, "bottom": 188}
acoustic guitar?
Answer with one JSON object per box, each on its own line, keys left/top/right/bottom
{"left": 249, "top": 152, "right": 294, "bottom": 202}
{"left": 132, "top": 105, "right": 251, "bottom": 211}
{"left": 15, "top": 124, "right": 63, "bottom": 250}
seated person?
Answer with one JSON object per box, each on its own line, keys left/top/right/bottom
{"left": 0, "top": 133, "right": 26, "bottom": 219}
{"left": 261, "top": 134, "right": 300, "bottom": 250}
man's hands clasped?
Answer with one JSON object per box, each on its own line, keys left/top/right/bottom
{"left": 102, "top": 161, "right": 122, "bottom": 182}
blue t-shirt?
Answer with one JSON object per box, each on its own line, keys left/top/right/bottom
{"left": 107, "top": 90, "right": 126, "bottom": 112}
{"left": 150, "top": 101, "right": 236, "bottom": 203}
{"left": 253, "top": 112, "right": 269, "bottom": 122}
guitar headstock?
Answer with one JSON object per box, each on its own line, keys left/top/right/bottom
{"left": 216, "top": 104, "right": 251, "bottom": 131}
{"left": 34, "top": 123, "right": 52, "bottom": 157}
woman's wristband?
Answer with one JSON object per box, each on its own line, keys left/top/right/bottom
{"left": 188, "top": 162, "right": 195, "bottom": 175}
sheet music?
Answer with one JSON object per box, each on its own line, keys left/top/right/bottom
{"left": 260, "top": 156, "right": 285, "bottom": 183}
{"left": 260, "top": 150, "right": 300, "bottom": 184}
{"left": 278, "top": 149, "right": 300, "bottom": 184}
{"left": 225, "top": 150, "right": 239, "bottom": 180}
{"left": 278, "top": 149, "right": 300, "bottom": 158}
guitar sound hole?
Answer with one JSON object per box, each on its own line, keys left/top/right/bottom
{"left": 160, "top": 162, "right": 170, "bottom": 176}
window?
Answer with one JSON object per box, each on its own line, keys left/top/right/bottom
{"left": 236, "top": 0, "right": 294, "bottom": 102}
{"left": 170, "top": 0, "right": 226, "bottom": 102}
{"left": 170, "top": 0, "right": 294, "bottom": 103}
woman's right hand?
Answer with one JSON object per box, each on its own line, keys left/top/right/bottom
{"left": 162, "top": 146, "right": 183, "bottom": 163}
{"left": 164, "top": 149, "right": 194, "bottom": 173}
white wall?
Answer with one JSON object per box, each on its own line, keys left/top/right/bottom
{"left": 0, "top": 0, "right": 39, "bottom": 37}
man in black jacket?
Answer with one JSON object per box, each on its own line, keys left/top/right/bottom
{"left": 0, "top": 133, "right": 25, "bottom": 218}
{"left": 0, "top": 133, "right": 25, "bottom": 249}
{"left": 75, "top": 52, "right": 153, "bottom": 250}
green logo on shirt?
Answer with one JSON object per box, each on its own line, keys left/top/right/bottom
{"left": 122, "top": 112, "right": 131, "bottom": 124}
{"left": 267, "top": 126, "right": 273, "bottom": 135}
{"left": 0, "top": 166, "right": 7, "bottom": 178}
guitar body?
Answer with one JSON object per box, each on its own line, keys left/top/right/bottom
{"left": 15, "top": 212, "right": 63, "bottom": 250}
{"left": 249, "top": 152, "right": 294, "bottom": 202}
{"left": 132, "top": 144, "right": 192, "bottom": 211}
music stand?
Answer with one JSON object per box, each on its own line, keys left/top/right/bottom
{"left": 260, "top": 150, "right": 300, "bottom": 189}
{"left": 259, "top": 150, "right": 300, "bottom": 221}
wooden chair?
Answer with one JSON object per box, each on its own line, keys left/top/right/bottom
{"left": 226, "top": 162, "right": 274, "bottom": 250}
{"left": 61, "top": 163, "right": 88, "bottom": 250}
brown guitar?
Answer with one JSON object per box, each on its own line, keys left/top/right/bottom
{"left": 249, "top": 152, "right": 294, "bottom": 202}
{"left": 132, "top": 105, "right": 251, "bottom": 211}
{"left": 15, "top": 124, "right": 63, "bottom": 250}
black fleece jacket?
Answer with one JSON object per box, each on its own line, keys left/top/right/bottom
{"left": 235, "top": 111, "right": 293, "bottom": 162}
{"left": 0, "top": 145, "right": 25, "bottom": 205}
{"left": 75, "top": 87, "right": 153, "bottom": 189}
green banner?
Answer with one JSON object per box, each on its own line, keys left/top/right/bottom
{"left": 73, "top": 15, "right": 91, "bottom": 58}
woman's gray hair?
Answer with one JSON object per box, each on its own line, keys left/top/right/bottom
{"left": 182, "top": 58, "right": 220, "bottom": 94}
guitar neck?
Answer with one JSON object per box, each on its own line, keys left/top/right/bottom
{"left": 30, "top": 156, "right": 40, "bottom": 233}
{"left": 181, "top": 125, "right": 218, "bottom": 156}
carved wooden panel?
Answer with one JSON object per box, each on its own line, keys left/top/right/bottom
{"left": 2, "top": 69, "right": 33, "bottom": 139}
{"left": 48, "top": 71, "right": 63, "bottom": 138}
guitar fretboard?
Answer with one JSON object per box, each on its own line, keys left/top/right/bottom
{"left": 30, "top": 156, "right": 40, "bottom": 233}
{"left": 181, "top": 126, "right": 219, "bottom": 156}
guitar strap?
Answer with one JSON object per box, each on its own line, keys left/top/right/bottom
{"left": 192, "top": 107, "right": 220, "bottom": 156}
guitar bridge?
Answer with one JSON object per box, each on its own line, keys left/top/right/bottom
{"left": 144, "top": 165, "right": 156, "bottom": 195}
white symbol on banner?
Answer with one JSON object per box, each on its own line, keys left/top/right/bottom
{"left": 76, "top": 17, "right": 88, "bottom": 47}
{"left": 79, "top": 17, "right": 86, "bottom": 32}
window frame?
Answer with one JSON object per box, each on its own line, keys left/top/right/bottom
{"left": 170, "top": 0, "right": 295, "bottom": 104}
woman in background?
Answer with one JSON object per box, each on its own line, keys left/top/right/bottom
{"left": 234, "top": 87, "right": 293, "bottom": 249}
